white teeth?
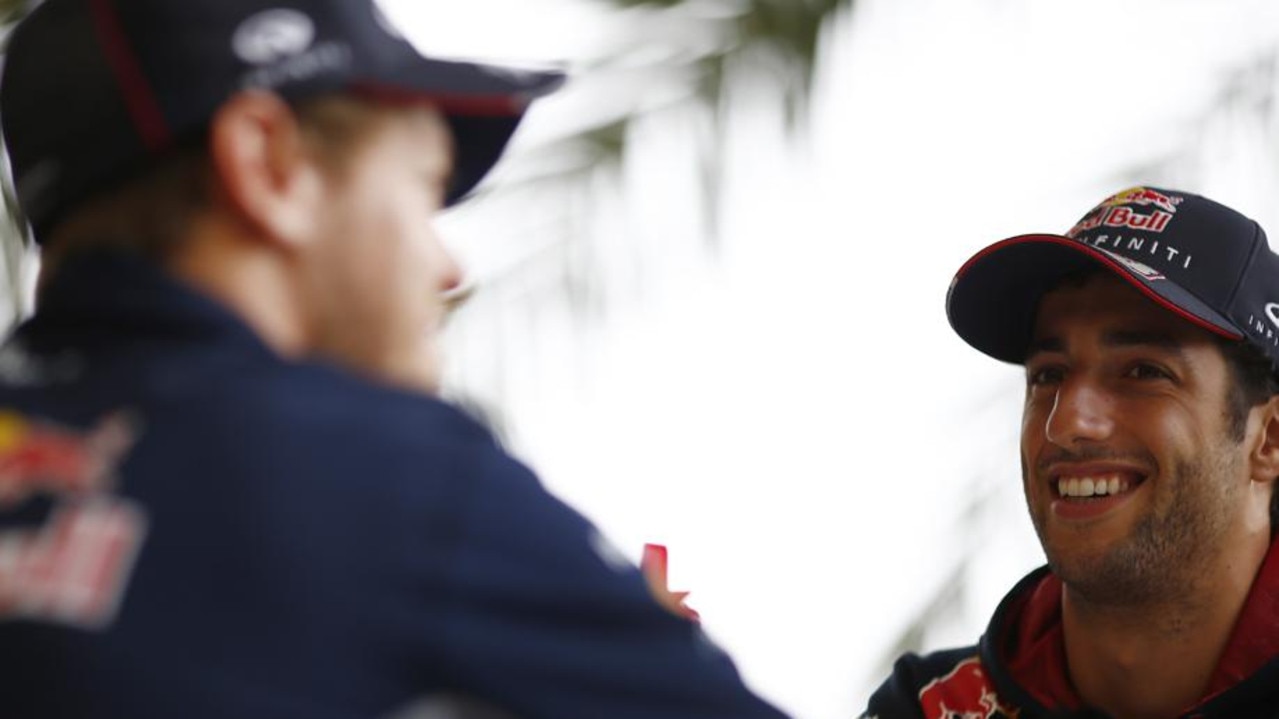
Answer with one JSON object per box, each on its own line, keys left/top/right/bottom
{"left": 1057, "top": 474, "right": 1133, "bottom": 498}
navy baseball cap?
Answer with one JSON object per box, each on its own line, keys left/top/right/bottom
{"left": 0, "top": 0, "right": 565, "bottom": 241}
{"left": 947, "top": 187, "right": 1279, "bottom": 367}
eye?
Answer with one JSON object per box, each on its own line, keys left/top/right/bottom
{"left": 1026, "top": 364, "right": 1064, "bottom": 387}
{"left": 1124, "top": 362, "right": 1173, "bottom": 381}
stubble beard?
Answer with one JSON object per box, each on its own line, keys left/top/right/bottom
{"left": 1028, "top": 451, "right": 1239, "bottom": 608}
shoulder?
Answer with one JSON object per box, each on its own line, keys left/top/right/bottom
{"left": 199, "top": 358, "right": 498, "bottom": 454}
{"left": 862, "top": 646, "right": 998, "bottom": 719}
{"left": 864, "top": 644, "right": 1035, "bottom": 719}
{"left": 133, "top": 356, "right": 529, "bottom": 520}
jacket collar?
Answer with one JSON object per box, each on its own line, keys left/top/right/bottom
{"left": 19, "top": 250, "right": 276, "bottom": 360}
{"left": 989, "top": 539, "right": 1279, "bottom": 713}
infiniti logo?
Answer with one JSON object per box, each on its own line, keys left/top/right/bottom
{"left": 1265, "top": 302, "right": 1279, "bottom": 330}
{"left": 232, "top": 9, "right": 316, "bottom": 65}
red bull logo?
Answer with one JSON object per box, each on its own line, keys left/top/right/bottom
{"left": 0, "top": 501, "right": 147, "bottom": 628}
{"left": 1068, "top": 206, "right": 1174, "bottom": 237}
{"left": 0, "top": 410, "right": 146, "bottom": 629}
{"left": 0, "top": 411, "right": 133, "bottom": 506}
{"left": 1100, "top": 186, "right": 1184, "bottom": 215}
{"left": 1067, "top": 187, "right": 1184, "bottom": 238}
{"left": 917, "top": 657, "right": 1020, "bottom": 719}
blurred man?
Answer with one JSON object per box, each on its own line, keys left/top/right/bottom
{"left": 0, "top": 1, "right": 790, "bottom": 717}
{"left": 863, "top": 187, "right": 1279, "bottom": 718}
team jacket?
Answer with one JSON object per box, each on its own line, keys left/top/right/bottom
{"left": 861, "top": 543, "right": 1279, "bottom": 719}
{"left": 0, "top": 252, "right": 790, "bottom": 719}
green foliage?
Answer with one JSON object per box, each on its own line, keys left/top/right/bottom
{"left": 575, "top": 0, "right": 847, "bottom": 249}
{"left": 604, "top": 0, "right": 853, "bottom": 120}
{"left": 493, "top": 0, "right": 854, "bottom": 235}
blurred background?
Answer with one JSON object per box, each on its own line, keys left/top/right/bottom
{"left": 5, "top": 0, "right": 1279, "bottom": 717}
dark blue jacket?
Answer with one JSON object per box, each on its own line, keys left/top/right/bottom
{"left": 861, "top": 563, "right": 1279, "bottom": 719}
{"left": 0, "top": 253, "right": 789, "bottom": 719}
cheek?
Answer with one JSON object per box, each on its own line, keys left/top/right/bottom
{"left": 1021, "top": 401, "right": 1048, "bottom": 454}
{"left": 326, "top": 175, "right": 444, "bottom": 314}
{"left": 384, "top": 209, "right": 435, "bottom": 285}
{"left": 1125, "top": 399, "right": 1203, "bottom": 457}
{"left": 349, "top": 188, "right": 420, "bottom": 266}
{"left": 313, "top": 198, "right": 406, "bottom": 314}
{"left": 387, "top": 189, "right": 447, "bottom": 279}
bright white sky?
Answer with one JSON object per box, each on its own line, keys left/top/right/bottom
{"left": 383, "top": 1, "right": 1279, "bottom": 717}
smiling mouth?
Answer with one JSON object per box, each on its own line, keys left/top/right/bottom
{"left": 1055, "top": 473, "right": 1146, "bottom": 499}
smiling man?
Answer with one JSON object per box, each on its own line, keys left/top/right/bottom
{"left": 862, "top": 187, "right": 1279, "bottom": 719}
{"left": 0, "top": 1, "right": 790, "bottom": 718}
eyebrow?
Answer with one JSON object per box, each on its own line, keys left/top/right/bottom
{"left": 1025, "top": 330, "right": 1188, "bottom": 359}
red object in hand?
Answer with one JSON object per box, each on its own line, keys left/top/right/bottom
{"left": 641, "top": 543, "right": 700, "bottom": 622}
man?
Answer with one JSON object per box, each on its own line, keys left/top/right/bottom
{"left": 0, "top": 1, "right": 790, "bottom": 718}
{"left": 863, "top": 186, "right": 1279, "bottom": 718}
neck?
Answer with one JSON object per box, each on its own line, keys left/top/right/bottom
{"left": 166, "top": 218, "right": 311, "bottom": 358}
{"left": 1062, "top": 539, "right": 1268, "bottom": 719}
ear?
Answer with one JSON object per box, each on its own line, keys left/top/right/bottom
{"left": 1250, "top": 395, "right": 1279, "bottom": 485}
{"left": 206, "top": 91, "right": 325, "bottom": 247}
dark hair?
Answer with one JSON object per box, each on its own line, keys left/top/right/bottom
{"left": 1215, "top": 335, "right": 1279, "bottom": 534}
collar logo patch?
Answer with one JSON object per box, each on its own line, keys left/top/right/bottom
{"left": 917, "top": 657, "right": 1020, "bottom": 719}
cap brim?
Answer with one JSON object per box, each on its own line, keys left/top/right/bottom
{"left": 353, "top": 55, "right": 565, "bottom": 206}
{"left": 946, "top": 233, "right": 1243, "bottom": 364}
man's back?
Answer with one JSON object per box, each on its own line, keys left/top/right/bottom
{"left": 0, "top": 253, "right": 779, "bottom": 719}
{"left": 0, "top": 1, "right": 791, "bottom": 714}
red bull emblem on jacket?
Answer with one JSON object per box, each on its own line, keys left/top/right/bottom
{"left": 0, "top": 411, "right": 146, "bottom": 629}
{"left": 917, "top": 657, "right": 1020, "bottom": 719}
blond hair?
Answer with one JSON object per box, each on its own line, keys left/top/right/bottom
{"left": 44, "top": 94, "right": 390, "bottom": 266}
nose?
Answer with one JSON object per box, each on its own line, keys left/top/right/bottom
{"left": 437, "top": 246, "right": 463, "bottom": 294}
{"left": 1044, "top": 377, "right": 1114, "bottom": 448}
{"left": 434, "top": 241, "right": 473, "bottom": 314}
{"left": 424, "top": 220, "right": 464, "bottom": 292}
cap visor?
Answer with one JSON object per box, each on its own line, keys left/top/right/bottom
{"left": 946, "top": 234, "right": 1242, "bottom": 364}
{"left": 353, "top": 55, "right": 565, "bottom": 205}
